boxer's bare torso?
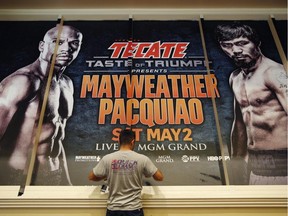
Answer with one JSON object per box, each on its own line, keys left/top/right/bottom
{"left": 230, "top": 56, "right": 287, "bottom": 154}
{"left": 0, "top": 25, "right": 82, "bottom": 185}
{"left": 0, "top": 59, "right": 73, "bottom": 183}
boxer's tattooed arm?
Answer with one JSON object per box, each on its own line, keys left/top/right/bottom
{"left": 277, "top": 71, "right": 288, "bottom": 92}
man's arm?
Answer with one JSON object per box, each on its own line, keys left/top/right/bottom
{"left": 265, "top": 67, "right": 288, "bottom": 113}
{"left": 230, "top": 98, "right": 248, "bottom": 159}
{"left": 230, "top": 98, "right": 250, "bottom": 184}
{"left": 144, "top": 157, "right": 164, "bottom": 181}
{"left": 88, "top": 170, "right": 106, "bottom": 182}
{"left": 0, "top": 75, "right": 33, "bottom": 144}
{"left": 153, "top": 169, "right": 164, "bottom": 181}
{"left": 88, "top": 158, "right": 107, "bottom": 182}
{"left": 229, "top": 73, "right": 248, "bottom": 159}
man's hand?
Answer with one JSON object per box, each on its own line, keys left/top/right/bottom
{"left": 88, "top": 170, "right": 106, "bottom": 182}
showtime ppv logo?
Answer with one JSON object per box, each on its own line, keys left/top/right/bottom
{"left": 108, "top": 41, "right": 189, "bottom": 59}
{"left": 181, "top": 155, "right": 200, "bottom": 162}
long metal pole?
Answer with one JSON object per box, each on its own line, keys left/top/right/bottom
{"left": 18, "top": 16, "right": 64, "bottom": 196}
{"left": 198, "top": 17, "right": 230, "bottom": 185}
{"left": 268, "top": 15, "right": 287, "bottom": 73}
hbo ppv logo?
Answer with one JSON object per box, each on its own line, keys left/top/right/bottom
{"left": 181, "top": 155, "right": 200, "bottom": 162}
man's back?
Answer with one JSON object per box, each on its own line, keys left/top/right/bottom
{"left": 89, "top": 129, "right": 163, "bottom": 216}
{"left": 94, "top": 150, "right": 157, "bottom": 210}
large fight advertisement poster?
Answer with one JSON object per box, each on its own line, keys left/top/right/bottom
{"left": 65, "top": 20, "right": 224, "bottom": 186}
{"left": 0, "top": 19, "right": 286, "bottom": 186}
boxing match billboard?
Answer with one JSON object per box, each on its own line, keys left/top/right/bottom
{"left": 0, "top": 19, "right": 286, "bottom": 186}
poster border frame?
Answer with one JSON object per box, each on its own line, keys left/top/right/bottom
{"left": 0, "top": 185, "right": 287, "bottom": 208}
{"left": 0, "top": 11, "right": 286, "bottom": 209}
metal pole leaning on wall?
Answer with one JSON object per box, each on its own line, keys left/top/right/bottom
{"left": 268, "top": 15, "right": 287, "bottom": 73}
{"left": 198, "top": 17, "right": 230, "bottom": 185}
{"left": 18, "top": 16, "right": 64, "bottom": 196}
{"left": 126, "top": 16, "right": 134, "bottom": 128}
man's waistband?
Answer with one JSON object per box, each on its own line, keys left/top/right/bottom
{"left": 248, "top": 149, "right": 287, "bottom": 176}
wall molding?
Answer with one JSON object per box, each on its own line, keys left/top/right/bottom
{"left": 0, "top": 8, "right": 286, "bottom": 20}
{"left": 0, "top": 186, "right": 287, "bottom": 208}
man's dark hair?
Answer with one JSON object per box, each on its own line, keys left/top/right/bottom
{"left": 119, "top": 129, "right": 135, "bottom": 145}
{"left": 215, "top": 22, "right": 260, "bottom": 46}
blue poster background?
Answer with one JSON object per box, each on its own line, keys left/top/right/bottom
{"left": 64, "top": 20, "right": 223, "bottom": 186}
{"left": 0, "top": 19, "right": 286, "bottom": 186}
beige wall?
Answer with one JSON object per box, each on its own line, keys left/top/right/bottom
{"left": 0, "top": 186, "right": 287, "bottom": 215}
{"left": 0, "top": 2, "right": 287, "bottom": 215}
{"left": 0, "top": 207, "right": 287, "bottom": 216}
{"left": 0, "top": 0, "right": 286, "bottom": 9}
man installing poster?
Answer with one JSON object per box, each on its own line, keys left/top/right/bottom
{"left": 89, "top": 129, "right": 164, "bottom": 216}
{"left": 215, "top": 23, "right": 287, "bottom": 185}
{"left": 0, "top": 25, "right": 83, "bottom": 185}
